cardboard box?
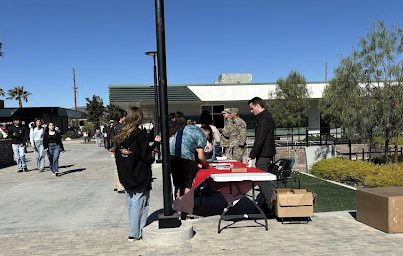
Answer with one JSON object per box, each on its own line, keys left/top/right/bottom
{"left": 273, "top": 188, "right": 314, "bottom": 218}
{"left": 357, "top": 187, "right": 403, "bottom": 233}
{"left": 231, "top": 167, "right": 247, "bottom": 173}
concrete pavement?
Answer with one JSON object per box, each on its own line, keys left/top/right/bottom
{"left": 0, "top": 141, "right": 402, "bottom": 255}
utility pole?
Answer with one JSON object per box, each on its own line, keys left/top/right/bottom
{"left": 73, "top": 68, "right": 78, "bottom": 127}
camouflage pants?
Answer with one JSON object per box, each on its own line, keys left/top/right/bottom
{"left": 230, "top": 145, "right": 245, "bottom": 162}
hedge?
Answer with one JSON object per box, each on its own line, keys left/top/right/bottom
{"left": 310, "top": 157, "right": 403, "bottom": 187}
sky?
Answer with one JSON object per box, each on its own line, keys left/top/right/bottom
{"left": 0, "top": 0, "right": 402, "bottom": 108}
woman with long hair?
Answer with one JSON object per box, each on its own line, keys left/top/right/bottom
{"left": 30, "top": 118, "right": 45, "bottom": 172}
{"left": 43, "top": 121, "right": 64, "bottom": 176}
{"left": 114, "top": 106, "right": 159, "bottom": 242}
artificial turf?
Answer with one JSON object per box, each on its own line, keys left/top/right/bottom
{"left": 288, "top": 172, "right": 357, "bottom": 212}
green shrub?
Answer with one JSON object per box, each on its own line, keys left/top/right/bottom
{"left": 363, "top": 164, "right": 403, "bottom": 187}
{"left": 62, "top": 131, "right": 79, "bottom": 140}
{"left": 374, "top": 136, "right": 403, "bottom": 146}
{"left": 82, "top": 122, "right": 95, "bottom": 133}
{"left": 310, "top": 158, "right": 403, "bottom": 187}
{"left": 371, "top": 155, "right": 403, "bottom": 164}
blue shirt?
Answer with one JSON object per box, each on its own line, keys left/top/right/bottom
{"left": 169, "top": 125, "right": 207, "bottom": 161}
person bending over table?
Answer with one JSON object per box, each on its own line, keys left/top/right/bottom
{"left": 169, "top": 123, "right": 210, "bottom": 200}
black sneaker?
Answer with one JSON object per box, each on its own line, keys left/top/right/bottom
{"left": 17, "top": 169, "right": 23, "bottom": 173}
{"left": 128, "top": 236, "right": 140, "bottom": 242}
{"left": 23, "top": 167, "right": 29, "bottom": 172}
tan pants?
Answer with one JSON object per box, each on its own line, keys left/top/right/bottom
{"left": 231, "top": 145, "right": 245, "bottom": 162}
{"left": 114, "top": 168, "right": 124, "bottom": 191}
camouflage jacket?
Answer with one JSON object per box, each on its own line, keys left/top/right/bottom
{"left": 220, "top": 119, "right": 232, "bottom": 147}
{"left": 228, "top": 117, "right": 247, "bottom": 148}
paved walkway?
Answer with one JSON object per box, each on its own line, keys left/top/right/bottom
{"left": 0, "top": 142, "right": 402, "bottom": 255}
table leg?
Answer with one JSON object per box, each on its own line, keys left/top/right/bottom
{"left": 252, "top": 181, "right": 268, "bottom": 230}
{"left": 217, "top": 181, "right": 269, "bottom": 233}
{"left": 218, "top": 181, "right": 233, "bottom": 233}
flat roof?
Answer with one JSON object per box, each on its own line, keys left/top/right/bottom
{"left": 109, "top": 82, "right": 328, "bottom": 104}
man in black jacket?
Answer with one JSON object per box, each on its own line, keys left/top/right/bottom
{"left": 8, "top": 117, "right": 29, "bottom": 172}
{"left": 247, "top": 97, "right": 276, "bottom": 211}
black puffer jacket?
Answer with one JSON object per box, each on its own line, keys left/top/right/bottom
{"left": 115, "top": 128, "right": 159, "bottom": 194}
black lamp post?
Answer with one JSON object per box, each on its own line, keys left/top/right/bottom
{"left": 145, "top": 51, "right": 160, "bottom": 137}
{"left": 154, "top": 0, "right": 181, "bottom": 228}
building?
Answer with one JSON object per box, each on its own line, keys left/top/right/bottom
{"left": 109, "top": 80, "right": 327, "bottom": 130}
{"left": 0, "top": 106, "right": 87, "bottom": 132}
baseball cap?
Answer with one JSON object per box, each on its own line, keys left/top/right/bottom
{"left": 221, "top": 108, "right": 231, "bottom": 114}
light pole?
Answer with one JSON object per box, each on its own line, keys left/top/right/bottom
{"left": 145, "top": 51, "right": 160, "bottom": 137}
{"left": 154, "top": 0, "right": 181, "bottom": 228}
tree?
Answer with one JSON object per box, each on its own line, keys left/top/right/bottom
{"left": 320, "top": 56, "right": 379, "bottom": 159}
{"left": 6, "top": 86, "right": 31, "bottom": 108}
{"left": 85, "top": 95, "right": 105, "bottom": 124}
{"left": 0, "top": 88, "right": 4, "bottom": 97}
{"left": 321, "top": 21, "right": 403, "bottom": 162}
{"left": 354, "top": 21, "right": 403, "bottom": 161}
{"left": 0, "top": 42, "right": 3, "bottom": 57}
{"left": 269, "top": 71, "right": 310, "bottom": 130}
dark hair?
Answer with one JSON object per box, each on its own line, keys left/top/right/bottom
{"left": 169, "top": 118, "right": 187, "bottom": 138}
{"left": 168, "top": 113, "right": 175, "bottom": 120}
{"left": 248, "top": 97, "right": 265, "bottom": 108}
{"left": 12, "top": 116, "right": 21, "bottom": 121}
{"left": 199, "top": 110, "right": 212, "bottom": 125}
{"left": 116, "top": 110, "right": 127, "bottom": 122}
{"left": 200, "top": 124, "right": 213, "bottom": 143}
{"left": 175, "top": 111, "right": 185, "bottom": 119}
{"left": 45, "top": 121, "right": 55, "bottom": 133}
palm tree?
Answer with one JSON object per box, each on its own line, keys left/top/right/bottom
{"left": 7, "top": 86, "right": 31, "bottom": 108}
{"left": 0, "top": 88, "right": 4, "bottom": 97}
{"left": 0, "top": 42, "right": 3, "bottom": 57}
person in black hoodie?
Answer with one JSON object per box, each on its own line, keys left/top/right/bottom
{"left": 43, "top": 121, "right": 65, "bottom": 176}
{"left": 114, "top": 106, "right": 160, "bottom": 242}
{"left": 8, "top": 117, "right": 29, "bottom": 172}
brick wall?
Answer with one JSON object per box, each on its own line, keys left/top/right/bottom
{"left": 0, "top": 139, "right": 15, "bottom": 168}
{"left": 275, "top": 147, "right": 306, "bottom": 171}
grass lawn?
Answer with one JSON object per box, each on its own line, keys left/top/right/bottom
{"left": 287, "top": 172, "right": 356, "bottom": 212}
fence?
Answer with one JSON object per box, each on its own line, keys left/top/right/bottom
{"left": 246, "top": 127, "right": 403, "bottom": 161}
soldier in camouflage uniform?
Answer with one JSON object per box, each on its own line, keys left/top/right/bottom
{"left": 220, "top": 108, "right": 232, "bottom": 159}
{"left": 228, "top": 108, "right": 247, "bottom": 162}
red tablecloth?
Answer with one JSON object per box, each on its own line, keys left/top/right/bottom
{"left": 173, "top": 161, "right": 265, "bottom": 214}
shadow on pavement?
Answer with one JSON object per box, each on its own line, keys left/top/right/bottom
{"left": 349, "top": 211, "right": 357, "bottom": 219}
{"left": 146, "top": 209, "right": 163, "bottom": 226}
{"left": 59, "top": 164, "right": 74, "bottom": 169}
{"left": 57, "top": 168, "right": 86, "bottom": 176}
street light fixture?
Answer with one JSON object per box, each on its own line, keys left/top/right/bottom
{"left": 145, "top": 51, "right": 160, "bottom": 137}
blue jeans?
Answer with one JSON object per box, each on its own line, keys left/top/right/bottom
{"left": 11, "top": 144, "right": 26, "bottom": 170}
{"left": 47, "top": 143, "right": 60, "bottom": 173}
{"left": 33, "top": 140, "right": 45, "bottom": 170}
{"left": 95, "top": 136, "right": 101, "bottom": 147}
{"left": 125, "top": 190, "right": 150, "bottom": 238}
